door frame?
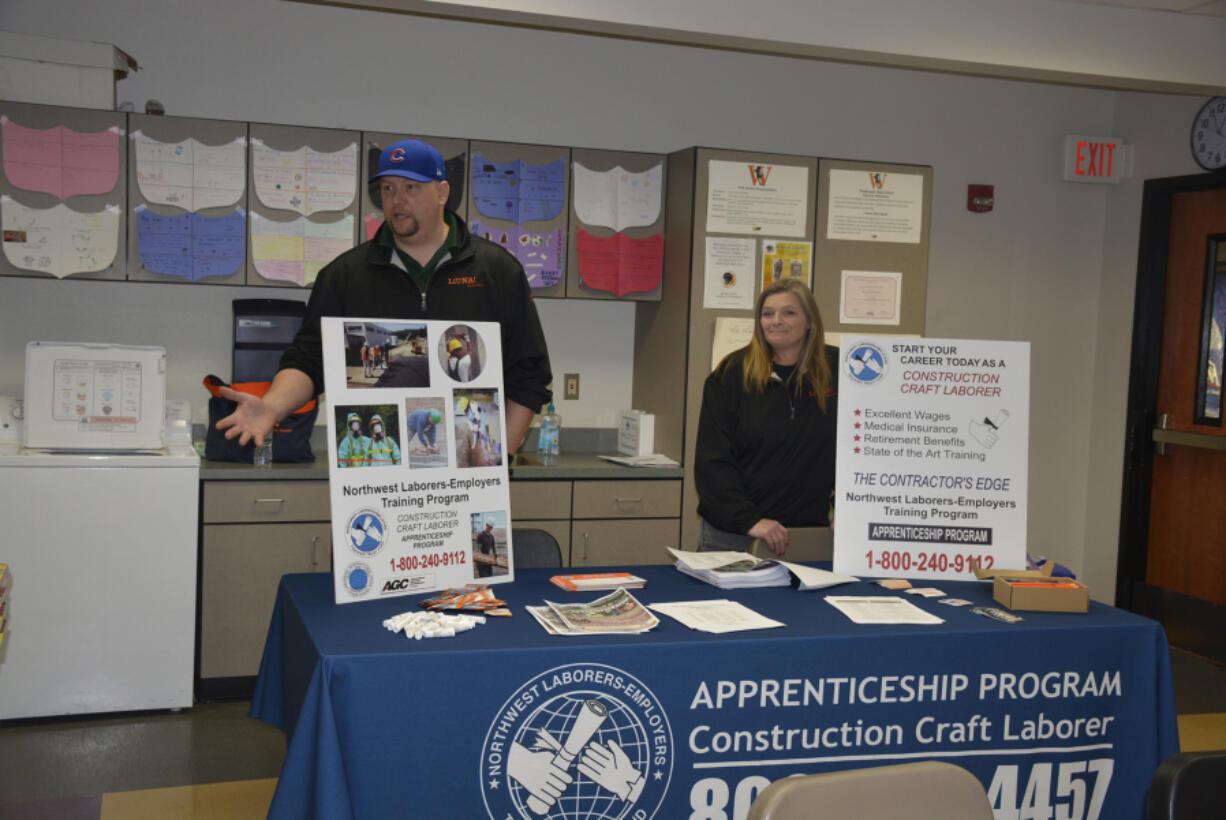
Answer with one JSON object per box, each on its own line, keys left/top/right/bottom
{"left": 1117, "top": 170, "right": 1226, "bottom": 660}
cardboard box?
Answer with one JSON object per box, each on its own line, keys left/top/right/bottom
{"left": 0, "top": 32, "right": 138, "bottom": 109}
{"left": 973, "top": 559, "right": 1055, "bottom": 581}
{"left": 617, "top": 409, "right": 655, "bottom": 457}
{"left": 993, "top": 576, "right": 1089, "bottom": 613}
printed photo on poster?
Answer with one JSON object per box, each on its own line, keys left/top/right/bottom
{"left": 342, "top": 320, "right": 429, "bottom": 388}
{"left": 404, "top": 396, "right": 448, "bottom": 468}
{"left": 760, "top": 238, "right": 812, "bottom": 289}
{"left": 439, "top": 324, "right": 486, "bottom": 383}
{"left": 334, "top": 404, "right": 402, "bottom": 468}
{"left": 455, "top": 389, "right": 503, "bottom": 468}
{"left": 472, "top": 510, "right": 509, "bottom": 579}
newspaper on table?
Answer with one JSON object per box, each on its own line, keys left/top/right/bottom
{"left": 825, "top": 595, "right": 945, "bottom": 625}
{"left": 667, "top": 548, "right": 790, "bottom": 589}
{"left": 539, "top": 588, "right": 659, "bottom": 635}
{"left": 648, "top": 599, "right": 785, "bottom": 633}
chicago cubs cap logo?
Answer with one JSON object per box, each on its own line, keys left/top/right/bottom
{"left": 481, "top": 663, "right": 673, "bottom": 819}
{"left": 390, "top": 147, "right": 406, "bottom": 163}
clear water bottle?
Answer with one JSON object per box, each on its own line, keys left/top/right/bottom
{"left": 537, "top": 402, "right": 561, "bottom": 466}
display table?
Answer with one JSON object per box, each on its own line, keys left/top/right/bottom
{"left": 252, "top": 567, "right": 1178, "bottom": 820}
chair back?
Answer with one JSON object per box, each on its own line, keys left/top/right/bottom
{"left": 511, "top": 528, "right": 563, "bottom": 568}
{"left": 751, "top": 526, "right": 833, "bottom": 562}
{"left": 747, "top": 760, "right": 994, "bottom": 820}
{"left": 1147, "top": 749, "right": 1226, "bottom": 820}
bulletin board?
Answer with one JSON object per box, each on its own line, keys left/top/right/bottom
{"left": 566, "top": 147, "right": 666, "bottom": 302}
{"left": 359, "top": 132, "right": 469, "bottom": 243}
{"left": 814, "top": 158, "right": 932, "bottom": 336}
{"left": 246, "top": 122, "right": 360, "bottom": 288}
{"left": 465, "top": 140, "right": 570, "bottom": 299}
{"left": 0, "top": 100, "right": 127, "bottom": 281}
{"left": 126, "top": 113, "right": 248, "bottom": 285}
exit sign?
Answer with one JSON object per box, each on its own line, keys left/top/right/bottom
{"left": 1063, "top": 135, "right": 1128, "bottom": 183}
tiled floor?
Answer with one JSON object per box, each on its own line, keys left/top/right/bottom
{"left": 1, "top": 647, "right": 1224, "bottom": 819}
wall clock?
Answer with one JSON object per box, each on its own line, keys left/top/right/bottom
{"left": 1191, "top": 96, "right": 1226, "bottom": 171}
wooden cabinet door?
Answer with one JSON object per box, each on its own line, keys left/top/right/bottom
{"left": 570, "top": 518, "right": 680, "bottom": 566}
{"left": 200, "top": 522, "right": 331, "bottom": 678}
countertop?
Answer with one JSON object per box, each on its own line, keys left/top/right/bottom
{"left": 199, "top": 452, "right": 683, "bottom": 481}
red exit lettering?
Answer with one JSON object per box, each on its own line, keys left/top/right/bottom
{"left": 1076, "top": 141, "right": 1116, "bottom": 177}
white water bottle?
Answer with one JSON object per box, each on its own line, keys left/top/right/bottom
{"left": 537, "top": 402, "right": 561, "bottom": 466}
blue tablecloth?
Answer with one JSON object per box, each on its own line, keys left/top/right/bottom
{"left": 251, "top": 567, "right": 1179, "bottom": 820}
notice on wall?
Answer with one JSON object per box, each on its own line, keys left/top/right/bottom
{"left": 2, "top": 197, "right": 119, "bottom": 278}
{"left": 1, "top": 118, "right": 121, "bottom": 199}
{"left": 252, "top": 141, "right": 357, "bottom": 216}
{"left": 703, "top": 236, "right": 756, "bottom": 309}
{"left": 833, "top": 337, "right": 1029, "bottom": 581}
{"left": 572, "top": 162, "right": 662, "bottom": 232}
{"left": 826, "top": 169, "right": 923, "bottom": 244}
{"left": 133, "top": 132, "right": 246, "bottom": 212}
{"left": 840, "top": 270, "right": 902, "bottom": 325}
{"left": 711, "top": 316, "right": 755, "bottom": 371}
{"left": 706, "top": 160, "right": 808, "bottom": 237}
{"left": 322, "top": 317, "right": 515, "bottom": 604}
{"left": 760, "top": 238, "right": 812, "bottom": 289}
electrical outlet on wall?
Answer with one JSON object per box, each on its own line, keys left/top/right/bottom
{"left": 564, "top": 373, "right": 579, "bottom": 400}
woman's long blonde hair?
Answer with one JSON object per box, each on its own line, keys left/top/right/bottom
{"left": 732, "top": 278, "right": 831, "bottom": 411}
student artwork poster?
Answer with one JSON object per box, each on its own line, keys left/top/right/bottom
{"left": 833, "top": 337, "right": 1030, "bottom": 582}
{"left": 321, "top": 317, "right": 515, "bottom": 604}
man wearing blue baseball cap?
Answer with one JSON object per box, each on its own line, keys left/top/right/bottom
{"left": 216, "top": 138, "right": 552, "bottom": 453}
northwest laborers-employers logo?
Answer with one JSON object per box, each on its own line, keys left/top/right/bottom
{"left": 845, "top": 342, "right": 888, "bottom": 386}
{"left": 480, "top": 663, "right": 674, "bottom": 819}
{"left": 346, "top": 508, "right": 386, "bottom": 555}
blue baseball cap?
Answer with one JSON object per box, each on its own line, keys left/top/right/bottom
{"left": 368, "top": 138, "right": 446, "bottom": 184}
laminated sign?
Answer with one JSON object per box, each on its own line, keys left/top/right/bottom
{"left": 322, "top": 317, "right": 515, "bottom": 603}
{"left": 833, "top": 337, "right": 1030, "bottom": 581}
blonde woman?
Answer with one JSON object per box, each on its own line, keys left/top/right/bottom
{"left": 695, "top": 278, "right": 837, "bottom": 554}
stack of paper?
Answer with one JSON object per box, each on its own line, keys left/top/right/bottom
{"left": 527, "top": 588, "right": 659, "bottom": 635}
{"left": 668, "top": 548, "right": 791, "bottom": 589}
{"left": 649, "top": 599, "right": 784, "bottom": 633}
{"left": 550, "top": 572, "right": 646, "bottom": 592}
{"left": 596, "top": 453, "right": 680, "bottom": 468}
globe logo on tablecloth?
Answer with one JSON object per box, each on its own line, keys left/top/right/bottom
{"left": 346, "top": 508, "right": 386, "bottom": 555}
{"left": 481, "top": 664, "right": 673, "bottom": 820}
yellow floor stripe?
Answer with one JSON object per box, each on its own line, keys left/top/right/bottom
{"left": 100, "top": 778, "right": 277, "bottom": 820}
{"left": 1177, "top": 712, "right": 1226, "bottom": 752}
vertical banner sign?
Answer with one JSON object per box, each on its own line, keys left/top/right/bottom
{"left": 834, "top": 337, "right": 1030, "bottom": 580}
{"left": 322, "top": 317, "right": 515, "bottom": 603}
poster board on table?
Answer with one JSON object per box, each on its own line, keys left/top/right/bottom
{"left": 834, "top": 336, "right": 1029, "bottom": 582}
{"left": 322, "top": 316, "right": 515, "bottom": 604}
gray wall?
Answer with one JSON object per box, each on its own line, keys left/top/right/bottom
{"left": 0, "top": 0, "right": 1210, "bottom": 599}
